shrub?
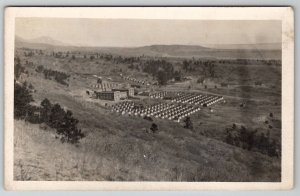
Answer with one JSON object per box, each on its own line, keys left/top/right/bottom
{"left": 183, "top": 116, "right": 193, "bottom": 130}
{"left": 150, "top": 123, "right": 158, "bottom": 134}
{"left": 224, "top": 125, "right": 279, "bottom": 157}
{"left": 197, "top": 77, "right": 204, "bottom": 84}
{"left": 220, "top": 82, "right": 228, "bottom": 87}
{"left": 143, "top": 116, "right": 153, "bottom": 121}
{"left": 255, "top": 81, "right": 262, "bottom": 86}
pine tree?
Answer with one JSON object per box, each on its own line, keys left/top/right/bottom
{"left": 14, "top": 81, "right": 34, "bottom": 119}
{"left": 40, "top": 98, "right": 52, "bottom": 124}
{"left": 49, "top": 104, "right": 66, "bottom": 129}
{"left": 183, "top": 116, "right": 193, "bottom": 130}
{"left": 14, "top": 56, "right": 25, "bottom": 79}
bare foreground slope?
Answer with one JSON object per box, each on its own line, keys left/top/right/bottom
{"left": 14, "top": 119, "right": 280, "bottom": 181}
{"left": 13, "top": 41, "right": 281, "bottom": 181}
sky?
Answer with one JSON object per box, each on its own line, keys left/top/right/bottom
{"left": 15, "top": 18, "right": 281, "bottom": 47}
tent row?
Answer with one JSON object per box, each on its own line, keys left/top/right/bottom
{"left": 111, "top": 101, "right": 201, "bottom": 122}
{"left": 171, "top": 93, "right": 224, "bottom": 106}
{"left": 149, "top": 91, "right": 183, "bottom": 99}
{"left": 120, "top": 75, "right": 150, "bottom": 85}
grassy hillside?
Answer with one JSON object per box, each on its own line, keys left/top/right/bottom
{"left": 14, "top": 70, "right": 281, "bottom": 181}
{"left": 14, "top": 118, "right": 280, "bottom": 181}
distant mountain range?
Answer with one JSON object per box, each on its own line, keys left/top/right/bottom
{"left": 15, "top": 36, "right": 282, "bottom": 59}
{"left": 16, "top": 36, "right": 68, "bottom": 46}
{"left": 203, "top": 43, "right": 281, "bottom": 50}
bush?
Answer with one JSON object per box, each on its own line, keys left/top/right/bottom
{"left": 183, "top": 116, "right": 193, "bottom": 130}
{"left": 197, "top": 77, "right": 204, "bottom": 84}
{"left": 220, "top": 82, "right": 228, "bottom": 87}
{"left": 143, "top": 116, "right": 153, "bottom": 121}
{"left": 224, "top": 125, "right": 279, "bottom": 157}
{"left": 150, "top": 123, "right": 158, "bottom": 133}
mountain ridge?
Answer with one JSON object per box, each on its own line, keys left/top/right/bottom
{"left": 15, "top": 35, "right": 281, "bottom": 50}
{"left": 15, "top": 35, "right": 281, "bottom": 60}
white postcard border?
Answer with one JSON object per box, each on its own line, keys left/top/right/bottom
{"left": 4, "top": 7, "right": 294, "bottom": 191}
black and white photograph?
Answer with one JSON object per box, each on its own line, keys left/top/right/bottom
{"left": 4, "top": 7, "right": 294, "bottom": 190}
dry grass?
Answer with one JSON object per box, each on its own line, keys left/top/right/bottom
{"left": 14, "top": 118, "right": 281, "bottom": 181}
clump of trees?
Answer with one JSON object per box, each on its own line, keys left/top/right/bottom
{"left": 224, "top": 124, "right": 280, "bottom": 157}
{"left": 24, "top": 51, "right": 35, "bottom": 57}
{"left": 40, "top": 99, "right": 84, "bottom": 143}
{"left": 197, "top": 77, "right": 205, "bottom": 84}
{"left": 90, "top": 55, "right": 95, "bottom": 60}
{"left": 53, "top": 52, "right": 64, "bottom": 58}
{"left": 150, "top": 123, "right": 158, "bottom": 134}
{"left": 183, "top": 116, "right": 193, "bottom": 130}
{"left": 182, "top": 59, "right": 216, "bottom": 78}
{"left": 142, "top": 59, "right": 175, "bottom": 85}
{"left": 15, "top": 56, "right": 26, "bottom": 79}
{"left": 14, "top": 81, "right": 84, "bottom": 144}
{"left": 35, "top": 65, "right": 70, "bottom": 86}
{"left": 173, "top": 70, "right": 182, "bottom": 81}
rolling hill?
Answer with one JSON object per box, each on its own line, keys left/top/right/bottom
{"left": 15, "top": 36, "right": 281, "bottom": 60}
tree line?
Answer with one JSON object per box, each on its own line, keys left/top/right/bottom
{"left": 14, "top": 81, "right": 84, "bottom": 144}
{"left": 22, "top": 48, "right": 281, "bottom": 86}
{"left": 35, "top": 65, "right": 70, "bottom": 86}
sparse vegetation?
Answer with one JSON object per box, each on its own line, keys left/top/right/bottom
{"left": 13, "top": 42, "right": 282, "bottom": 182}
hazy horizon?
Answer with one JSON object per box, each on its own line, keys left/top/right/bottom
{"left": 16, "top": 18, "right": 282, "bottom": 48}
